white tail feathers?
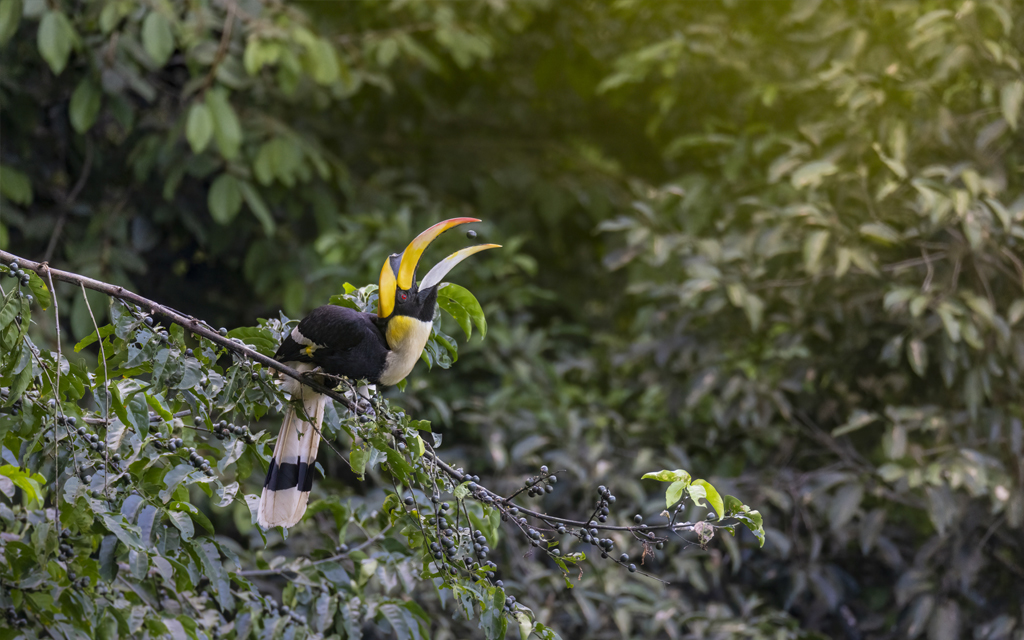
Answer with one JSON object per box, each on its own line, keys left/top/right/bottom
{"left": 257, "top": 385, "right": 327, "bottom": 529}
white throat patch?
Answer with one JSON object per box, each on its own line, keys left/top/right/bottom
{"left": 380, "top": 315, "right": 433, "bottom": 386}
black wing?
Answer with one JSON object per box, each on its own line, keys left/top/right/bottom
{"left": 275, "top": 305, "right": 390, "bottom": 383}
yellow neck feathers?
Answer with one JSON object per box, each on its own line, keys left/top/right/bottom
{"left": 380, "top": 315, "right": 433, "bottom": 386}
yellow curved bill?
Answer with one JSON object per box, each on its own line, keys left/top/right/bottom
{"left": 378, "top": 255, "right": 398, "bottom": 318}
{"left": 419, "top": 244, "right": 501, "bottom": 290}
{"left": 396, "top": 217, "right": 480, "bottom": 290}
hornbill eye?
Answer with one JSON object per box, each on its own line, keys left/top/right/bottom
{"left": 399, "top": 291, "right": 408, "bottom": 302}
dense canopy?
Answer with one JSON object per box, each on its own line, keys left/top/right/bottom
{"left": 3, "top": 0, "right": 1024, "bottom": 638}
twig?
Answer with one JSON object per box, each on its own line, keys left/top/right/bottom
{"left": 82, "top": 409, "right": 192, "bottom": 426}
{"left": 43, "top": 138, "right": 94, "bottom": 263}
{"left": 419, "top": 441, "right": 696, "bottom": 536}
{"left": 198, "top": 2, "right": 236, "bottom": 94}
{"left": 238, "top": 523, "right": 395, "bottom": 577}
{"left": 45, "top": 268, "right": 61, "bottom": 529}
{"left": 921, "top": 249, "right": 934, "bottom": 292}
{"left": 1000, "top": 246, "right": 1024, "bottom": 285}
{"left": 80, "top": 283, "right": 110, "bottom": 494}
{"left": 973, "top": 259, "right": 995, "bottom": 310}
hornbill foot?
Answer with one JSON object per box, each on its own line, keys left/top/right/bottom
{"left": 300, "top": 366, "right": 326, "bottom": 379}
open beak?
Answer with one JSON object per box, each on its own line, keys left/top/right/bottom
{"left": 396, "top": 217, "right": 480, "bottom": 290}
{"left": 420, "top": 244, "right": 501, "bottom": 290}
{"left": 379, "top": 217, "right": 496, "bottom": 318}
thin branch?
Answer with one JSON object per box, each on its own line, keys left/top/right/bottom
{"left": 237, "top": 523, "right": 395, "bottom": 577}
{"left": 921, "top": 248, "right": 934, "bottom": 292}
{"left": 80, "top": 283, "right": 110, "bottom": 494}
{"left": 1000, "top": 246, "right": 1024, "bottom": 285}
{"left": 43, "top": 138, "right": 94, "bottom": 263}
{"left": 82, "top": 409, "right": 191, "bottom": 426}
{"left": 45, "top": 268, "right": 62, "bottom": 529}
{"left": 198, "top": 2, "right": 237, "bottom": 94}
{"left": 1, "top": 250, "right": 359, "bottom": 414}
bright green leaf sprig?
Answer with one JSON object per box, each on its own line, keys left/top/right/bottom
{"left": 642, "top": 469, "right": 765, "bottom": 547}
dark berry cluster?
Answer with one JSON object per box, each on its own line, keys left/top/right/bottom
{"left": 212, "top": 419, "right": 252, "bottom": 443}
{"left": 459, "top": 526, "right": 498, "bottom": 580}
{"left": 5, "top": 261, "right": 35, "bottom": 305}
{"left": 503, "top": 593, "right": 518, "bottom": 613}
{"left": 3, "top": 605, "right": 27, "bottom": 628}
{"left": 69, "top": 419, "right": 127, "bottom": 465}
{"left": 184, "top": 447, "right": 215, "bottom": 476}
{"left": 65, "top": 567, "right": 90, "bottom": 590}
{"left": 522, "top": 465, "right": 557, "bottom": 498}
{"left": 408, "top": 492, "right": 502, "bottom": 585}
{"left": 57, "top": 528, "right": 74, "bottom": 561}
{"left": 595, "top": 484, "right": 616, "bottom": 521}
{"left": 5, "top": 399, "right": 21, "bottom": 415}
{"left": 153, "top": 436, "right": 184, "bottom": 451}
{"left": 264, "top": 600, "right": 307, "bottom": 626}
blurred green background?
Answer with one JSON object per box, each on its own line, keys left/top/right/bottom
{"left": 4, "top": 0, "right": 1024, "bottom": 637}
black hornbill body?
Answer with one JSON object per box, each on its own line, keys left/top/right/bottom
{"left": 257, "top": 218, "right": 498, "bottom": 528}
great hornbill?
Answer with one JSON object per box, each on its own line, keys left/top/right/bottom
{"left": 257, "top": 218, "right": 499, "bottom": 528}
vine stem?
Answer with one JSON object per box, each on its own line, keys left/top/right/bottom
{"left": 45, "top": 269, "right": 61, "bottom": 531}
{"left": 2, "top": 250, "right": 358, "bottom": 413}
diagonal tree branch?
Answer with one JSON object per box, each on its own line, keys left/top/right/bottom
{"left": 0, "top": 250, "right": 359, "bottom": 414}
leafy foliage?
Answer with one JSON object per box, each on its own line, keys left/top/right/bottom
{"left": 5, "top": 0, "right": 1024, "bottom": 637}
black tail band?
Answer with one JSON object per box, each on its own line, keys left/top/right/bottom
{"left": 264, "top": 459, "right": 314, "bottom": 492}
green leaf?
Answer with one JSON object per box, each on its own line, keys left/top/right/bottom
{"left": 437, "top": 283, "right": 487, "bottom": 338}
{"left": 243, "top": 37, "right": 282, "bottom": 76}
{"left": 642, "top": 469, "right": 690, "bottom": 483}
{"left": 859, "top": 222, "right": 901, "bottom": 245}
{"left": 98, "top": 535, "right": 119, "bottom": 581}
{"left": 802, "top": 230, "right": 830, "bottom": 275}
{"left": 69, "top": 77, "right": 102, "bottom": 134}
{"left": 723, "top": 495, "right": 745, "bottom": 514}
{"left": 194, "top": 541, "right": 234, "bottom": 611}
{"left": 185, "top": 102, "right": 214, "bottom": 154}
{"left": 692, "top": 479, "right": 724, "bottom": 520}
{"left": 0, "top": 0, "right": 22, "bottom": 46}
{"left": 828, "top": 483, "right": 863, "bottom": 530}
{"left": 208, "top": 173, "right": 243, "bottom": 225}
{"left": 306, "top": 37, "right": 340, "bottom": 85}
{"left": 790, "top": 160, "right": 837, "bottom": 189}
{"left": 665, "top": 480, "right": 686, "bottom": 508}
{"left": 437, "top": 294, "right": 472, "bottom": 339}
{"left": 7, "top": 361, "right": 32, "bottom": 405}
{"left": 0, "top": 465, "right": 45, "bottom": 506}
{"left": 37, "top": 11, "right": 75, "bottom": 75}
{"left": 141, "top": 12, "right": 175, "bottom": 66}
{"left": 26, "top": 271, "right": 48, "bottom": 308}
{"left": 1001, "top": 80, "right": 1024, "bottom": 131}
{"left": 238, "top": 180, "right": 276, "bottom": 236}
{"left": 172, "top": 500, "right": 215, "bottom": 536}
{"left": 144, "top": 392, "right": 173, "bottom": 421}
{"left": 831, "top": 409, "right": 880, "bottom": 437}
{"left": 732, "top": 510, "right": 765, "bottom": 547}
{"left": 0, "top": 164, "right": 32, "bottom": 205}
{"left": 350, "top": 448, "right": 368, "bottom": 480}
{"left": 207, "top": 88, "right": 242, "bottom": 160}
{"left": 225, "top": 326, "right": 277, "bottom": 357}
